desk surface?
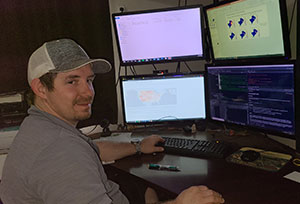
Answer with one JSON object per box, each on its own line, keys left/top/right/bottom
{"left": 109, "top": 129, "right": 300, "bottom": 204}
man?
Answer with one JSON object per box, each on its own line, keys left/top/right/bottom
{"left": 0, "top": 39, "right": 225, "bottom": 204}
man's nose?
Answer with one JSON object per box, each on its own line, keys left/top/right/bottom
{"left": 80, "top": 81, "right": 94, "bottom": 97}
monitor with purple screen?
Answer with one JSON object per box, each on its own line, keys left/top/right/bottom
{"left": 112, "top": 5, "right": 205, "bottom": 66}
{"left": 206, "top": 62, "right": 296, "bottom": 138}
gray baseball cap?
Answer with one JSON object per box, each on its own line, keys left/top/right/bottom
{"left": 28, "top": 38, "right": 111, "bottom": 85}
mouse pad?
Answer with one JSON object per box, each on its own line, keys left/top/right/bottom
{"left": 226, "top": 147, "right": 292, "bottom": 172}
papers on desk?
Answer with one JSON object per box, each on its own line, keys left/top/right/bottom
{"left": 0, "top": 154, "right": 7, "bottom": 180}
{"left": 284, "top": 171, "right": 300, "bottom": 184}
{"left": 226, "top": 147, "right": 292, "bottom": 172}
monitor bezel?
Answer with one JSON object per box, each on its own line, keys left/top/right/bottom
{"left": 203, "top": 0, "right": 291, "bottom": 63}
{"left": 205, "top": 60, "right": 297, "bottom": 139}
{"left": 119, "top": 72, "right": 207, "bottom": 126}
{"left": 112, "top": 5, "right": 207, "bottom": 66}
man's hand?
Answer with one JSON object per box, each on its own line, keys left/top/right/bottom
{"left": 171, "top": 185, "right": 225, "bottom": 204}
{"left": 140, "top": 135, "right": 165, "bottom": 154}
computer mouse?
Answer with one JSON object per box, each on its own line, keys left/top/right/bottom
{"left": 240, "top": 150, "right": 260, "bottom": 162}
{"left": 155, "top": 141, "right": 165, "bottom": 147}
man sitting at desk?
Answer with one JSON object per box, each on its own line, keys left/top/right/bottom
{"left": 0, "top": 39, "right": 225, "bottom": 204}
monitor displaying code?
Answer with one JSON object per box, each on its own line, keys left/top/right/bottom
{"left": 206, "top": 63, "right": 295, "bottom": 137}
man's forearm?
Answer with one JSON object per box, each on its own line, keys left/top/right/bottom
{"left": 95, "top": 141, "right": 137, "bottom": 162}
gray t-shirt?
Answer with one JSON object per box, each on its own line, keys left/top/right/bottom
{"left": 0, "top": 106, "right": 129, "bottom": 204}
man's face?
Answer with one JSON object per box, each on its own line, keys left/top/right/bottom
{"left": 44, "top": 64, "right": 96, "bottom": 126}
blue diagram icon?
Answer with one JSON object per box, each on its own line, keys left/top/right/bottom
{"left": 229, "top": 32, "right": 235, "bottom": 40}
{"left": 250, "top": 15, "right": 256, "bottom": 24}
{"left": 251, "top": 29, "right": 258, "bottom": 37}
{"left": 240, "top": 31, "right": 246, "bottom": 39}
{"left": 228, "top": 20, "right": 233, "bottom": 28}
{"left": 238, "top": 18, "right": 244, "bottom": 26}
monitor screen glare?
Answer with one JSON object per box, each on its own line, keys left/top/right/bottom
{"left": 120, "top": 74, "right": 206, "bottom": 124}
{"left": 205, "top": 0, "right": 289, "bottom": 60}
{"left": 113, "top": 6, "right": 204, "bottom": 65}
{"left": 206, "top": 63, "right": 295, "bottom": 137}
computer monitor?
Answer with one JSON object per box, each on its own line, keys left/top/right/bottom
{"left": 112, "top": 5, "right": 206, "bottom": 66}
{"left": 205, "top": 62, "right": 295, "bottom": 138}
{"left": 204, "top": 0, "right": 291, "bottom": 61}
{"left": 120, "top": 73, "right": 206, "bottom": 125}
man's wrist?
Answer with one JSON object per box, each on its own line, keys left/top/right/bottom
{"left": 131, "top": 139, "right": 142, "bottom": 155}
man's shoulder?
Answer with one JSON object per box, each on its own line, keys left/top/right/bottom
{"left": 19, "top": 112, "right": 75, "bottom": 140}
{"left": 16, "top": 116, "right": 62, "bottom": 146}
{"left": 10, "top": 114, "right": 79, "bottom": 164}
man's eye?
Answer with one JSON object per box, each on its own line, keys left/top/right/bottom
{"left": 67, "top": 80, "right": 76, "bottom": 84}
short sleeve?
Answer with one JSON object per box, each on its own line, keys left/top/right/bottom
{"left": 27, "top": 137, "right": 128, "bottom": 204}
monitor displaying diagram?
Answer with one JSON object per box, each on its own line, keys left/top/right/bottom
{"left": 205, "top": 0, "right": 290, "bottom": 60}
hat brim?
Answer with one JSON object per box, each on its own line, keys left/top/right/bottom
{"left": 50, "top": 58, "right": 112, "bottom": 74}
{"left": 89, "top": 58, "right": 112, "bottom": 74}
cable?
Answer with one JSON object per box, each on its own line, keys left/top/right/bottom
{"left": 115, "top": 63, "right": 122, "bottom": 87}
{"left": 130, "top": 66, "right": 137, "bottom": 75}
{"left": 183, "top": 61, "right": 193, "bottom": 73}
{"left": 157, "top": 116, "right": 179, "bottom": 121}
{"left": 288, "top": 0, "right": 297, "bottom": 35}
{"left": 176, "top": 62, "right": 181, "bottom": 73}
{"left": 132, "top": 65, "right": 137, "bottom": 75}
{"left": 129, "top": 67, "right": 133, "bottom": 75}
{"left": 152, "top": 64, "right": 158, "bottom": 71}
{"left": 292, "top": 158, "right": 300, "bottom": 167}
{"left": 83, "top": 125, "right": 98, "bottom": 135}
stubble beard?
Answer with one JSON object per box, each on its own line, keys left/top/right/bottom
{"left": 74, "top": 96, "right": 93, "bottom": 121}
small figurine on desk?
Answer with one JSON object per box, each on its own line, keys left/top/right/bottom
{"left": 183, "top": 123, "right": 197, "bottom": 135}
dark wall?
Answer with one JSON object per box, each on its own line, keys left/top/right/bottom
{"left": 296, "top": 2, "right": 300, "bottom": 60}
{"left": 0, "top": 0, "right": 118, "bottom": 126}
{"left": 297, "top": 1, "right": 300, "bottom": 151}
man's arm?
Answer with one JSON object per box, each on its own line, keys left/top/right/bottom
{"left": 165, "top": 186, "right": 225, "bottom": 204}
{"left": 95, "top": 135, "right": 164, "bottom": 162}
{"left": 149, "top": 186, "right": 224, "bottom": 204}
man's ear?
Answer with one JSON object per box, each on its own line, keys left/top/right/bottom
{"left": 30, "top": 78, "right": 48, "bottom": 99}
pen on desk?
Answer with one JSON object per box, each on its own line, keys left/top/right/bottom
{"left": 148, "top": 163, "right": 180, "bottom": 171}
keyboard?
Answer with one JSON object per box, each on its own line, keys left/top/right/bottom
{"left": 156, "top": 136, "right": 232, "bottom": 159}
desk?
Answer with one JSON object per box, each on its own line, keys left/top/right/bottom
{"left": 106, "top": 129, "right": 300, "bottom": 204}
